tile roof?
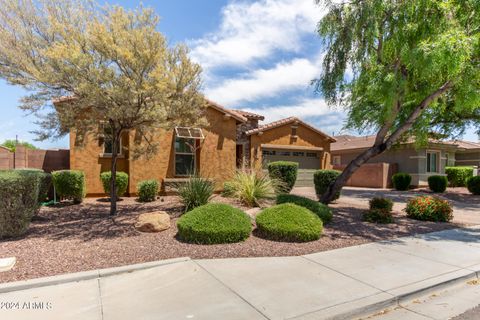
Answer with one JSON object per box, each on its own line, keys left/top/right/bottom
{"left": 229, "top": 109, "right": 265, "bottom": 120}
{"left": 245, "top": 117, "right": 336, "bottom": 141}
{"left": 450, "top": 140, "right": 480, "bottom": 150}
{"left": 204, "top": 99, "right": 247, "bottom": 122}
{"left": 332, "top": 135, "right": 461, "bottom": 152}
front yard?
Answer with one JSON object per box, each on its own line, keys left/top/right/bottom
{"left": 0, "top": 193, "right": 457, "bottom": 283}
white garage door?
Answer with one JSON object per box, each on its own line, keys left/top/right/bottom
{"left": 262, "top": 148, "right": 321, "bottom": 169}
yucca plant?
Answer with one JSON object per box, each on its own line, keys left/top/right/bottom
{"left": 226, "top": 170, "right": 281, "bottom": 207}
{"left": 177, "top": 175, "right": 215, "bottom": 212}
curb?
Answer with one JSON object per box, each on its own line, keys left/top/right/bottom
{"left": 0, "top": 257, "right": 190, "bottom": 294}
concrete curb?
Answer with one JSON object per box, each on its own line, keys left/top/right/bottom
{"left": 322, "top": 270, "right": 480, "bottom": 320}
{"left": 0, "top": 257, "right": 190, "bottom": 294}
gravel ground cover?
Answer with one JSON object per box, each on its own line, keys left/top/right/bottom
{"left": 0, "top": 194, "right": 457, "bottom": 283}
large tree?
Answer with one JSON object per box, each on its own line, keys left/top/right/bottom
{"left": 0, "top": 1, "right": 206, "bottom": 215}
{"left": 315, "top": 0, "right": 480, "bottom": 203}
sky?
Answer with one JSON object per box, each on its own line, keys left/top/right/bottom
{"left": 0, "top": 0, "right": 477, "bottom": 149}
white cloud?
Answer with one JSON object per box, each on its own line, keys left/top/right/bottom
{"left": 205, "top": 57, "right": 322, "bottom": 105}
{"left": 190, "top": 0, "right": 325, "bottom": 69}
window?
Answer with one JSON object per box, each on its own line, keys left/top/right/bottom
{"left": 306, "top": 152, "right": 317, "bottom": 158}
{"left": 175, "top": 127, "right": 204, "bottom": 139}
{"left": 103, "top": 127, "right": 122, "bottom": 155}
{"left": 293, "top": 152, "right": 305, "bottom": 157}
{"left": 332, "top": 155, "right": 341, "bottom": 166}
{"left": 291, "top": 126, "right": 298, "bottom": 137}
{"left": 278, "top": 151, "right": 291, "bottom": 156}
{"left": 426, "top": 151, "right": 439, "bottom": 173}
{"left": 262, "top": 150, "right": 276, "bottom": 156}
{"left": 175, "top": 137, "right": 196, "bottom": 176}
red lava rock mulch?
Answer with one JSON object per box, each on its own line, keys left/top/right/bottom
{"left": 0, "top": 195, "right": 458, "bottom": 283}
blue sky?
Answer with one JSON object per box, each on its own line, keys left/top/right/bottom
{"left": 0, "top": 0, "right": 477, "bottom": 149}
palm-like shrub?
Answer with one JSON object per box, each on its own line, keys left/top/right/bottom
{"left": 137, "top": 180, "right": 159, "bottom": 202}
{"left": 177, "top": 203, "right": 251, "bottom": 244}
{"left": 177, "top": 176, "right": 214, "bottom": 212}
{"left": 267, "top": 161, "right": 298, "bottom": 193}
{"left": 276, "top": 194, "right": 332, "bottom": 224}
{"left": 428, "top": 175, "right": 448, "bottom": 193}
{"left": 100, "top": 171, "right": 129, "bottom": 197}
{"left": 52, "top": 170, "right": 86, "bottom": 203}
{"left": 225, "top": 170, "right": 278, "bottom": 207}
{"left": 313, "top": 169, "right": 341, "bottom": 200}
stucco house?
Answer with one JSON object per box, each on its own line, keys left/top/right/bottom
{"left": 453, "top": 140, "right": 480, "bottom": 168}
{"left": 60, "top": 99, "right": 335, "bottom": 196}
{"left": 331, "top": 135, "right": 458, "bottom": 187}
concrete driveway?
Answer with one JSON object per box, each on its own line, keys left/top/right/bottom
{"left": 292, "top": 186, "right": 480, "bottom": 225}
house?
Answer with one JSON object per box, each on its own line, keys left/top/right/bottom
{"left": 60, "top": 99, "right": 335, "bottom": 196}
{"left": 452, "top": 140, "right": 480, "bottom": 168}
{"left": 331, "top": 135, "right": 458, "bottom": 187}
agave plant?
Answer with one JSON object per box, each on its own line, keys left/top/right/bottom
{"left": 177, "top": 175, "right": 215, "bottom": 212}
{"left": 226, "top": 170, "right": 282, "bottom": 207}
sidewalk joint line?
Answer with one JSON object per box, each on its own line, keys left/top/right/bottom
{"left": 192, "top": 260, "right": 271, "bottom": 320}
{"left": 96, "top": 278, "right": 104, "bottom": 320}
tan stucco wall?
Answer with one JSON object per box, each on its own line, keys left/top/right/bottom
{"left": 70, "top": 107, "right": 237, "bottom": 196}
{"left": 249, "top": 123, "right": 332, "bottom": 170}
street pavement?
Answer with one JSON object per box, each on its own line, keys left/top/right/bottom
{"left": 1, "top": 226, "right": 480, "bottom": 320}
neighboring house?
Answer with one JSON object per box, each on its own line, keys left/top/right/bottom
{"left": 331, "top": 135, "right": 458, "bottom": 187}
{"left": 59, "top": 99, "right": 334, "bottom": 196}
{"left": 452, "top": 140, "right": 480, "bottom": 168}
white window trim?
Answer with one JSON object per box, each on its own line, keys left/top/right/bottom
{"left": 426, "top": 150, "right": 440, "bottom": 173}
{"left": 174, "top": 127, "right": 205, "bottom": 139}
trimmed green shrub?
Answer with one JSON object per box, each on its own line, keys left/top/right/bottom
{"left": 313, "top": 169, "right": 341, "bottom": 200}
{"left": 267, "top": 161, "right": 298, "bottom": 193}
{"left": 52, "top": 170, "right": 86, "bottom": 204}
{"left": 17, "top": 168, "right": 51, "bottom": 203}
{"left": 428, "top": 175, "right": 448, "bottom": 193}
{"left": 364, "top": 197, "right": 394, "bottom": 223}
{"left": 225, "top": 170, "right": 278, "bottom": 207}
{"left": 177, "top": 203, "right": 251, "bottom": 244}
{"left": 0, "top": 170, "right": 41, "bottom": 238}
{"left": 177, "top": 176, "right": 214, "bottom": 212}
{"left": 221, "top": 181, "right": 236, "bottom": 197}
{"left": 405, "top": 196, "right": 453, "bottom": 222}
{"left": 137, "top": 180, "right": 159, "bottom": 202}
{"left": 276, "top": 194, "right": 333, "bottom": 224}
{"left": 446, "top": 166, "right": 474, "bottom": 187}
{"left": 256, "top": 203, "right": 323, "bottom": 242}
{"left": 363, "top": 208, "right": 393, "bottom": 224}
{"left": 100, "top": 171, "right": 129, "bottom": 197}
{"left": 392, "top": 173, "right": 412, "bottom": 191}
{"left": 467, "top": 176, "right": 480, "bottom": 195}
{"left": 369, "top": 197, "right": 393, "bottom": 212}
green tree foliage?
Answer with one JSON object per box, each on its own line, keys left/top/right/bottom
{"left": 315, "top": 0, "right": 480, "bottom": 203}
{"left": 0, "top": 140, "right": 37, "bottom": 152}
{"left": 0, "top": 1, "right": 206, "bottom": 214}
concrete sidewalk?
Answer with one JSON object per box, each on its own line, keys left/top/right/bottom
{"left": 1, "top": 227, "right": 480, "bottom": 320}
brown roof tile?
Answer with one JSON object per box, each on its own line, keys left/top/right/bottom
{"left": 229, "top": 109, "right": 265, "bottom": 120}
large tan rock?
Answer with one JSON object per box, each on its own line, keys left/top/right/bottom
{"left": 135, "top": 212, "right": 170, "bottom": 233}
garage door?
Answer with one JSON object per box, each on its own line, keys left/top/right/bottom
{"left": 262, "top": 148, "right": 321, "bottom": 169}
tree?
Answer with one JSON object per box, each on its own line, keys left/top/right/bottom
{"left": 0, "top": 1, "right": 206, "bottom": 215}
{"left": 0, "top": 140, "right": 37, "bottom": 152}
{"left": 315, "top": 0, "right": 480, "bottom": 204}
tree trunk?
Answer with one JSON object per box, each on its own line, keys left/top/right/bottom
{"left": 320, "top": 81, "right": 453, "bottom": 204}
{"left": 109, "top": 127, "right": 121, "bottom": 216}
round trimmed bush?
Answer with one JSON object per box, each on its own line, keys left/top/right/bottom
{"left": 256, "top": 203, "right": 323, "bottom": 242}
{"left": 313, "top": 169, "right": 341, "bottom": 200}
{"left": 177, "top": 203, "right": 251, "bottom": 244}
{"left": 467, "top": 176, "right": 480, "bottom": 195}
{"left": 52, "top": 170, "right": 86, "bottom": 204}
{"left": 0, "top": 170, "right": 42, "bottom": 238}
{"left": 446, "top": 166, "right": 473, "bottom": 187}
{"left": 392, "top": 173, "right": 411, "bottom": 191}
{"left": 17, "top": 168, "right": 51, "bottom": 203}
{"left": 405, "top": 196, "right": 453, "bottom": 222}
{"left": 276, "top": 194, "right": 333, "bottom": 224}
{"left": 369, "top": 197, "right": 393, "bottom": 212}
{"left": 137, "top": 180, "right": 159, "bottom": 202}
{"left": 363, "top": 208, "right": 393, "bottom": 224}
{"left": 428, "top": 175, "right": 448, "bottom": 193}
{"left": 267, "top": 161, "right": 298, "bottom": 193}
{"left": 100, "top": 171, "right": 129, "bottom": 197}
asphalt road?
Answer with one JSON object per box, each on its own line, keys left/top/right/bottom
{"left": 451, "top": 305, "right": 480, "bottom": 320}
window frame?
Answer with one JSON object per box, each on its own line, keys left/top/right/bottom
{"left": 102, "top": 127, "right": 123, "bottom": 156}
{"left": 174, "top": 136, "right": 197, "bottom": 177}
{"left": 332, "top": 155, "right": 341, "bottom": 166}
{"left": 426, "top": 150, "right": 440, "bottom": 173}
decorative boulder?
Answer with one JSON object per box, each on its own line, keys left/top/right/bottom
{"left": 135, "top": 212, "right": 170, "bottom": 233}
